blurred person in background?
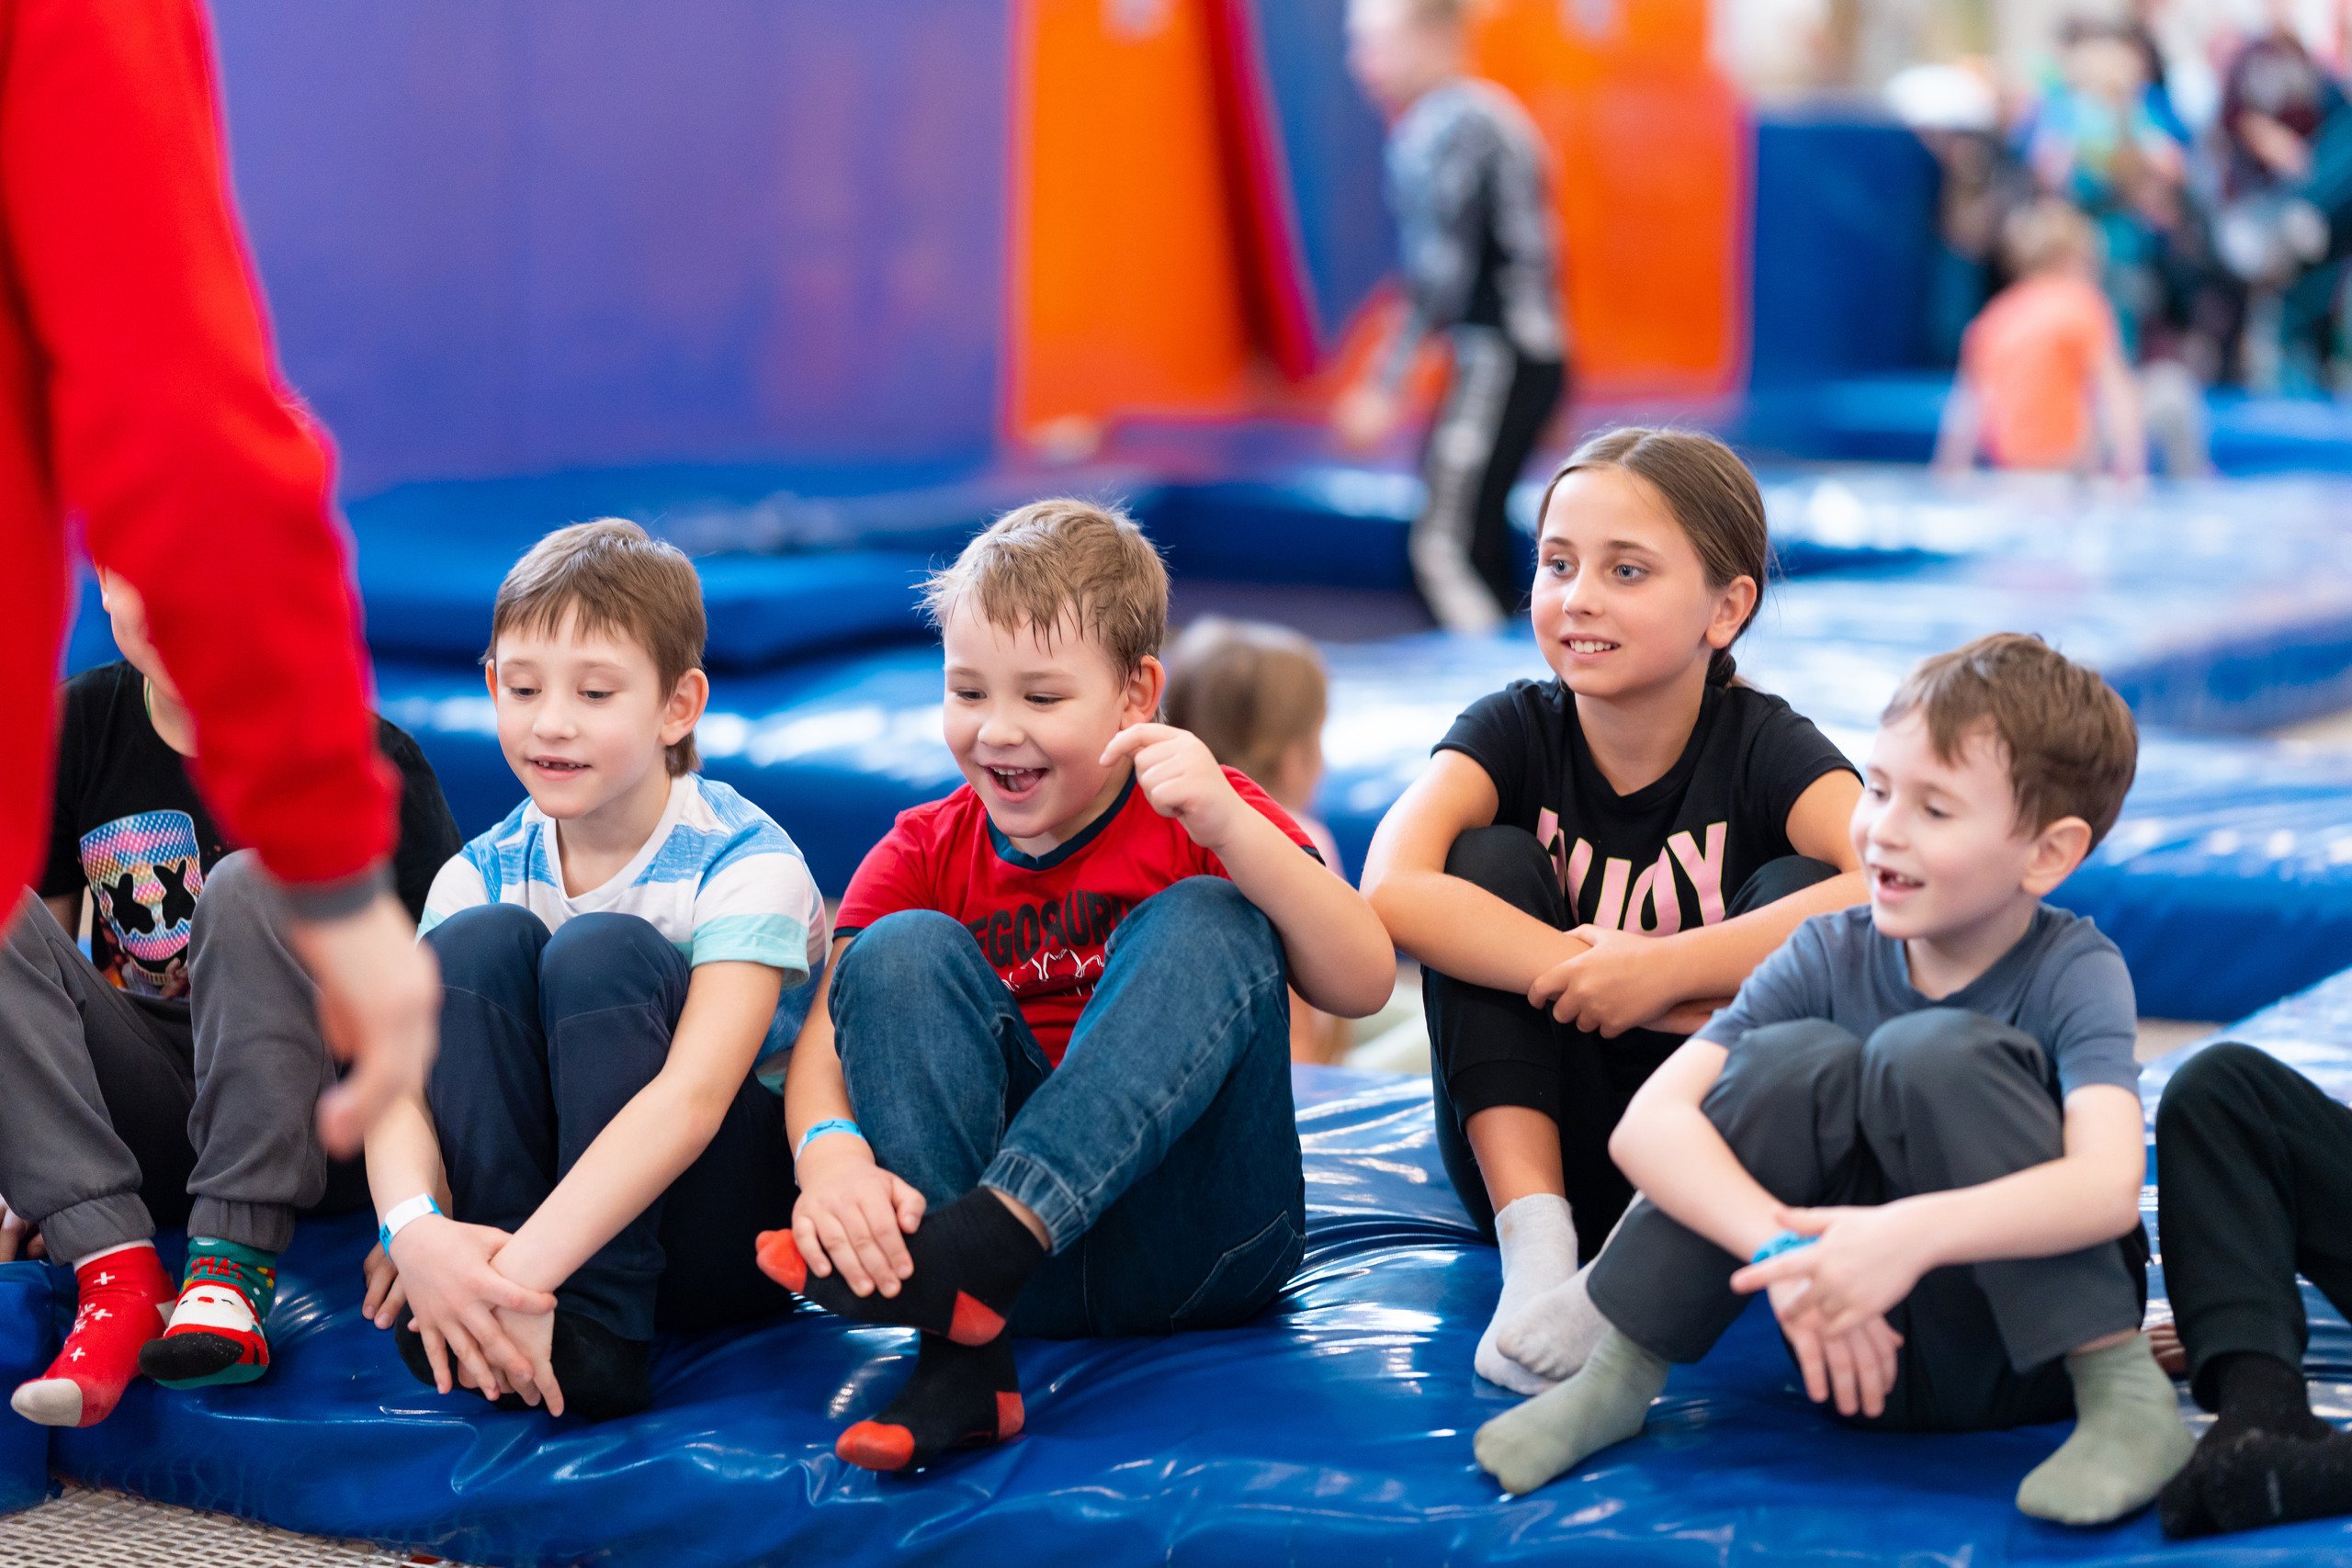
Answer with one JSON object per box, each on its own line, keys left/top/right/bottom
{"left": 1164, "top": 617, "right": 1354, "bottom": 1066}
{"left": 1336, "top": 0, "right": 1566, "bottom": 637}
{"left": 1937, "top": 199, "right": 2210, "bottom": 478}
{"left": 2029, "top": 18, "right": 2190, "bottom": 360}
{"left": 2206, "top": 0, "right": 2348, "bottom": 389}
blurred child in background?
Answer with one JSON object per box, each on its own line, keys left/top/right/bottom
{"left": 1337, "top": 0, "right": 1567, "bottom": 636}
{"left": 1937, "top": 199, "right": 2207, "bottom": 478}
{"left": 1165, "top": 617, "right": 1354, "bottom": 1065}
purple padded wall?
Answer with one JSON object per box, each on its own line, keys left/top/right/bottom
{"left": 208, "top": 1, "right": 1012, "bottom": 498}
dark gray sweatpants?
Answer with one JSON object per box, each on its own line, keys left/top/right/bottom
{"left": 1587, "top": 1010, "right": 2148, "bottom": 1432}
{"left": 0, "top": 851, "right": 358, "bottom": 1261}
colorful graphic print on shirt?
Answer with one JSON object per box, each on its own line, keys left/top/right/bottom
{"left": 79, "top": 809, "right": 206, "bottom": 997}
{"left": 1535, "top": 807, "right": 1726, "bottom": 934}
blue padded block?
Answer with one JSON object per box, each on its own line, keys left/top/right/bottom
{"left": 1747, "top": 112, "right": 1940, "bottom": 391}
{"left": 0, "top": 1262, "right": 54, "bottom": 1516}
{"left": 47, "top": 1065, "right": 2352, "bottom": 1563}
{"left": 1737, "top": 372, "right": 2352, "bottom": 476}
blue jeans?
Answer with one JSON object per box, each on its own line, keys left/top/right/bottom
{"left": 831, "top": 876, "right": 1306, "bottom": 1338}
{"left": 424, "top": 906, "right": 796, "bottom": 1341}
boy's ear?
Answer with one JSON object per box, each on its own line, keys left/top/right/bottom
{"left": 1125, "top": 654, "right": 1168, "bottom": 724}
{"left": 662, "top": 668, "right": 711, "bottom": 748}
{"left": 482, "top": 662, "right": 498, "bottom": 699}
{"left": 2019, "top": 814, "right": 2094, "bottom": 897}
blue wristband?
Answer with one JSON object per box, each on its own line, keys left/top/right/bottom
{"left": 795, "top": 1118, "right": 866, "bottom": 1163}
{"left": 1750, "top": 1230, "right": 1816, "bottom": 1266}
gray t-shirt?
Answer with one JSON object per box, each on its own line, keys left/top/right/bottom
{"left": 1697, "top": 905, "right": 2140, "bottom": 1101}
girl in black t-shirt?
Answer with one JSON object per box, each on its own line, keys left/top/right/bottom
{"left": 1363, "top": 428, "right": 1863, "bottom": 1395}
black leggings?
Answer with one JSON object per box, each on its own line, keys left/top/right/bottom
{"left": 1423, "top": 824, "right": 1839, "bottom": 1258}
{"left": 2155, "top": 1041, "right": 2352, "bottom": 1409}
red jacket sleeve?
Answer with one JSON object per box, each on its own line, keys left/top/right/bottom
{"left": 0, "top": 0, "right": 393, "bottom": 889}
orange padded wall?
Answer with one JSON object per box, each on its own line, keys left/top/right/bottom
{"left": 1009, "top": 0, "right": 1261, "bottom": 438}
{"left": 1472, "top": 0, "right": 1745, "bottom": 399}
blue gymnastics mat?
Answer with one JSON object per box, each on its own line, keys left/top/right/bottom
{"left": 21, "top": 1057, "right": 2352, "bottom": 1564}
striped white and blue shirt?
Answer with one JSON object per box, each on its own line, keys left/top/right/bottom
{"left": 421, "top": 773, "right": 827, "bottom": 1086}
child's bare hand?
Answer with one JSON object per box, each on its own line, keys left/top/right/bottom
{"left": 492, "top": 1303, "right": 562, "bottom": 1416}
{"left": 1527, "top": 926, "right": 1681, "bottom": 1037}
{"left": 387, "top": 1214, "right": 556, "bottom": 1400}
{"left": 0, "top": 1197, "right": 40, "bottom": 1263}
{"left": 1101, "top": 725, "right": 1246, "bottom": 852}
{"left": 291, "top": 890, "right": 440, "bottom": 1158}
{"left": 1770, "top": 1277, "right": 1903, "bottom": 1416}
{"left": 791, "top": 1138, "right": 925, "bottom": 1299}
{"left": 361, "top": 1242, "right": 407, "bottom": 1328}
{"left": 1731, "top": 1204, "right": 1934, "bottom": 1338}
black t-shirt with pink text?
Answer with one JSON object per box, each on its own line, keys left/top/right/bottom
{"left": 1437, "top": 678, "right": 1854, "bottom": 937}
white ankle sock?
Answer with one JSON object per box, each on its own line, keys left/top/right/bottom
{"left": 1474, "top": 1193, "right": 1576, "bottom": 1395}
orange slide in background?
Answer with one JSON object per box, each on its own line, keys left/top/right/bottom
{"left": 1005, "top": 0, "right": 1747, "bottom": 446}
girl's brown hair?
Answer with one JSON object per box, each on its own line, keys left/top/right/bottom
{"left": 1540, "top": 427, "right": 1770, "bottom": 686}
{"left": 1163, "top": 617, "right": 1329, "bottom": 789}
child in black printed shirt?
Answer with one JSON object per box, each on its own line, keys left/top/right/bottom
{"left": 1363, "top": 428, "right": 1866, "bottom": 1396}
{"left": 0, "top": 569, "right": 458, "bottom": 1428}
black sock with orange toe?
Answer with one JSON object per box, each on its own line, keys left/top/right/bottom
{"left": 835, "top": 1333, "right": 1023, "bottom": 1474}
{"left": 757, "top": 1187, "right": 1045, "bottom": 1345}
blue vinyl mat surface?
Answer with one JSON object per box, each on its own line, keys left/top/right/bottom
{"left": 16, "top": 1048, "right": 2352, "bottom": 1564}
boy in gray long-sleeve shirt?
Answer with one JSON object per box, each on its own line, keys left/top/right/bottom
{"left": 0, "top": 570, "right": 457, "bottom": 1428}
{"left": 1474, "top": 634, "right": 2194, "bottom": 1528}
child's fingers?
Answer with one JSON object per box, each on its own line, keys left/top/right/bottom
{"left": 890, "top": 1177, "right": 927, "bottom": 1234}
{"left": 1772, "top": 1205, "right": 1833, "bottom": 1235}
{"left": 1099, "top": 723, "right": 1175, "bottom": 766}
{"left": 534, "top": 1354, "right": 565, "bottom": 1420}
{"left": 462, "top": 1303, "right": 534, "bottom": 1394}
{"left": 419, "top": 1322, "right": 455, "bottom": 1395}
{"left": 481, "top": 1273, "right": 558, "bottom": 1318}
{"left": 815, "top": 1212, "right": 875, "bottom": 1295}
{"left": 1730, "top": 1255, "right": 1799, "bottom": 1295}
{"left": 376, "top": 1277, "right": 408, "bottom": 1330}
{"left": 792, "top": 1211, "right": 833, "bottom": 1279}
{"left": 844, "top": 1218, "right": 901, "bottom": 1299}
{"left": 1786, "top": 1324, "right": 1829, "bottom": 1404}
{"left": 862, "top": 1190, "right": 915, "bottom": 1280}
{"left": 1821, "top": 1331, "right": 1862, "bottom": 1417}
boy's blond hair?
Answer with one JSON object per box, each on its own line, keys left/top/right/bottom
{"left": 1164, "top": 617, "right": 1329, "bottom": 787}
{"left": 488, "top": 518, "right": 707, "bottom": 775}
{"left": 2002, "top": 198, "right": 2098, "bottom": 278}
{"left": 1882, "top": 633, "right": 2137, "bottom": 848}
{"left": 921, "top": 498, "right": 1169, "bottom": 676}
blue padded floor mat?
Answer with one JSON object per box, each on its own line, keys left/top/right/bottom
{"left": 33, "top": 1058, "right": 2352, "bottom": 1566}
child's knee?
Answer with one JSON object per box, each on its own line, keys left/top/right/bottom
{"left": 1442, "top": 825, "right": 1556, "bottom": 912}
{"left": 837, "top": 909, "right": 978, "bottom": 999}
{"left": 187, "top": 847, "right": 267, "bottom": 927}
{"left": 539, "top": 912, "right": 680, "bottom": 1012}
{"left": 1862, "top": 1009, "right": 2039, "bottom": 1100}
{"left": 422, "top": 903, "right": 548, "bottom": 989}
{"left": 1122, "top": 877, "right": 1279, "bottom": 974}
{"left": 2154, "top": 1040, "right": 2272, "bottom": 1138}
{"left": 1710, "top": 1019, "right": 1860, "bottom": 1108}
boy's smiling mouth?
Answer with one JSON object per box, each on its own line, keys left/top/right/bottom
{"left": 987, "top": 765, "right": 1046, "bottom": 799}
{"left": 1563, "top": 637, "right": 1619, "bottom": 655}
{"left": 1870, "top": 863, "right": 1924, "bottom": 896}
{"left": 528, "top": 755, "right": 590, "bottom": 775}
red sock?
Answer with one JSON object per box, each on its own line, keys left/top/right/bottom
{"left": 10, "top": 1243, "right": 174, "bottom": 1427}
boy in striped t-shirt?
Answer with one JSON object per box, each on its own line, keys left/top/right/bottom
{"left": 365, "top": 520, "right": 826, "bottom": 1420}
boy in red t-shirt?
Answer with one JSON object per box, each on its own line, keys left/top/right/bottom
{"left": 758, "top": 499, "right": 1396, "bottom": 1472}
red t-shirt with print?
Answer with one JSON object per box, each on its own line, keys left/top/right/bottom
{"left": 835, "top": 769, "right": 1318, "bottom": 1065}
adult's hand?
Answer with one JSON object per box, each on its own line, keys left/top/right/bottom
{"left": 288, "top": 889, "right": 440, "bottom": 1157}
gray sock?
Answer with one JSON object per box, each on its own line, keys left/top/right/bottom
{"left": 1474, "top": 1326, "right": 1668, "bottom": 1496}
{"left": 2016, "top": 1334, "right": 2197, "bottom": 1526}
